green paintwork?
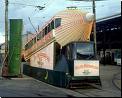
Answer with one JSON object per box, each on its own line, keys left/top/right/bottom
{"left": 23, "top": 64, "right": 67, "bottom": 88}
{"left": 8, "top": 19, "right": 23, "bottom": 76}
{"left": 23, "top": 64, "right": 101, "bottom": 88}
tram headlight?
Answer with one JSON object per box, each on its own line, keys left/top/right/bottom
{"left": 85, "top": 13, "right": 94, "bottom": 22}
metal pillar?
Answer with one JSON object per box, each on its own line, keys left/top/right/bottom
{"left": 92, "top": 0, "right": 97, "bottom": 58}
{"left": 2, "top": 0, "right": 9, "bottom": 77}
{"left": 5, "top": 0, "right": 8, "bottom": 59}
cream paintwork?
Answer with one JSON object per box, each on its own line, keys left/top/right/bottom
{"left": 24, "top": 9, "right": 94, "bottom": 60}
{"left": 74, "top": 60, "right": 99, "bottom": 76}
{"left": 30, "top": 43, "right": 54, "bottom": 69}
{"left": 54, "top": 9, "right": 94, "bottom": 46}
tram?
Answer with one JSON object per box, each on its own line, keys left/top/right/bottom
{"left": 23, "top": 8, "right": 101, "bottom": 88}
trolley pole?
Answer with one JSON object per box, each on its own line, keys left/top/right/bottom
{"left": 92, "top": 0, "right": 97, "bottom": 58}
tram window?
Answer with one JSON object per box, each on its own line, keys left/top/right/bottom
{"left": 38, "top": 31, "right": 42, "bottom": 40}
{"left": 25, "top": 44, "right": 28, "bottom": 50}
{"left": 31, "top": 39, "right": 34, "bottom": 45}
{"left": 45, "top": 26, "right": 48, "bottom": 35}
{"left": 28, "top": 39, "right": 33, "bottom": 48}
{"left": 55, "top": 43, "right": 61, "bottom": 64}
{"left": 37, "top": 34, "right": 39, "bottom": 41}
{"left": 37, "top": 33, "right": 41, "bottom": 41}
{"left": 28, "top": 41, "right": 31, "bottom": 49}
{"left": 27, "top": 43, "right": 29, "bottom": 50}
{"left": 51, "top": 20, "right": 54, "bottom": 30}
{"left": 48, "top": 24, "right": 51, "bottom": 33}
{"left": 42, "top": 29, "right": 45, "bottom": 37}
{"left": 33, "top": 37, "right": 36, "bottom": 44}
{"left": 76, "top": 43, "right": 94, "bottom": 60}
{"left": 25, "top": 44, "right": 26, "bottom": 50}
{"left": 55, "top": 18, "right": 61, "bottom": 28}
{"left": 30, "top": 40, "right": 33, "bottom": 47}
{"left": 29, "top": 43, "right": 31, "bottom": 48}
{"left": 27, "top": 44, "right": 29, "bottom": 50}
{"left": 27, "top": 42, "right": 30, "bottom": 49}
{"left": 66, "top": 46, "right": 72, "bottom": 60}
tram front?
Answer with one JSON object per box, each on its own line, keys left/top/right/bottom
{"left": 61, "top": 41, "right": 101, "bottom": 87}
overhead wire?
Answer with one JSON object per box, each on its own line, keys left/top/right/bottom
{"left": 0, "top": 1, "right": 45, "bottom": 10}
{"left": 6, "top": 0, "right": 46, "bottom": 34}
{"left": 25, "top": 0, "right": 54, "bottom": 33}
{"left": 0, "top": 0, "right": 53, "bottom": 35}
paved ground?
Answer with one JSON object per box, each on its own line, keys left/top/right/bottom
{"left": 0, "top": 64, "right": 121, "bottom": 97}
{"left": 0, "top": 78, "right": 86, "bottom": 97}
{"left": 0, "top": 70, "right": 87, "bottom": 97}
{"left": 74, "top": 65, "right": 121, "bottom": 97}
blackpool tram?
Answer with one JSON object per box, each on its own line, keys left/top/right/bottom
{"left": 23, "top": 8, "right": 101, "bottom": 88}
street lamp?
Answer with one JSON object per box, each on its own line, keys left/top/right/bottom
{"left": 92, "top": 0, "right": 97, "bottom": 58}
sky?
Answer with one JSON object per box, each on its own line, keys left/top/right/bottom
{"left": 0, "top": 0, "right": 121, "bottom": 44}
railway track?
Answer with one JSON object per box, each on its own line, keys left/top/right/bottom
{"left": 71, "top": 71, "right": 121, "bottom": 97}
{"left": 112, "top": 72, "right": 121, "bottom": 91}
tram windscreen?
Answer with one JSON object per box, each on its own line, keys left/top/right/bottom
{"left": 76, "top": 43, "right": 94, "bottom": 60}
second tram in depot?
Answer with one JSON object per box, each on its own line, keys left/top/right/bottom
{"left": 23, "top": 8, "right": 101, "bottom": 88}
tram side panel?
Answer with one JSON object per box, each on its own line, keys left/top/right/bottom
{"left": 30, "top": 42, "right": 54, "bottom": 70}
{"left": 23, "top": 42, "right": 101, "bottom": 87}
{"left": 23, "top": 42, "right": 68, "bottom": 87}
